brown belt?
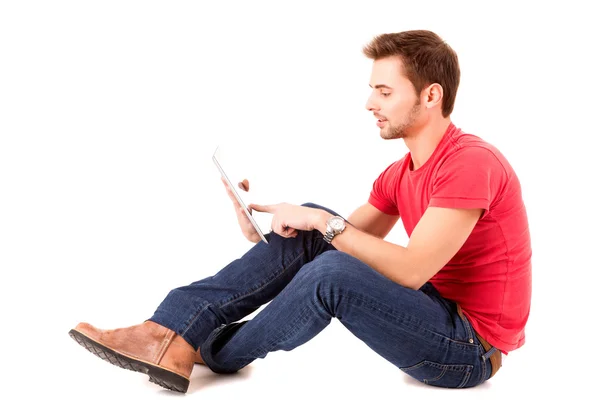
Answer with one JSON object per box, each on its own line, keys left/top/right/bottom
{"left": 457, "top": 305, "right": 502, "bottom": 379}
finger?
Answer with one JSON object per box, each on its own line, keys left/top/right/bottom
{"left": 280, "top": 225, "right": 296, "bottom": 236}
{"left": 222, "top": 178, "right": 234, "bottom": 194}
{"left": 238, "top": 206, "right": 252, "bottom": 216}
{"left": 238, "top": 179, "right": 250, "bottom": 192}
{"left": 284, "top": 229, "right": 298, "bottom": 238}
{"left": 225, "top": 187, "right": 238, "bottom": 204}
{"left": 250, "top": 203, "right": 274, "bottom": 213}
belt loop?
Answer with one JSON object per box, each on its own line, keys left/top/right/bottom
{"left": 476, "top": 332, "right": 502, "bottom": 379}
{"left": 482, "top": 346, "right": 497, "bottom": 361}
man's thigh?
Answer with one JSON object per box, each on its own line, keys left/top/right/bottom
{"left": 306, "top": 250, "right": 483, "bottom": 387}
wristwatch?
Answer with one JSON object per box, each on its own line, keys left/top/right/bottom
{"left": 323, "top": 215, "right": 346, "bottom": 243}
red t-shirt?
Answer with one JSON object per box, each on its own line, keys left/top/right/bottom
{"left": 368, "top": 123, "right": 532, "bottom": 353}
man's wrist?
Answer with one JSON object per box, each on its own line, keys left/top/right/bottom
{"left": 312, "top": 210, "right": 333, "bottom": 235}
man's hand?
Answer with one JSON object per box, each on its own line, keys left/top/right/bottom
{"left": 249, "top": 202, "right": 328, "bottom": 238}
{"left": 221, "top": 176, "right": 261, "bottom": 243}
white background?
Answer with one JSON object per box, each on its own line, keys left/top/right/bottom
{"left": 1, "top": 0, "right": 598, "bottom": 398}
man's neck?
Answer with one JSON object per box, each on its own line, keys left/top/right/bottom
{"left": 404, "top": 118, "right": 452, "bottom": 170}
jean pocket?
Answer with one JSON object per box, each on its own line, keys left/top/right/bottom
{"left": 401, "top": 360, "right": 473, "bottom": 388}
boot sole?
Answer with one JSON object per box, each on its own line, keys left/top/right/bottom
{"left": 68, "top": 329, "right": 189, "bottom": 393}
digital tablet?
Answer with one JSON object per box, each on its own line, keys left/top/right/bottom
{"left": 212, "top": 147, "right": 269, "bottom": 244}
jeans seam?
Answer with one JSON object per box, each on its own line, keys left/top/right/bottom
{"left": 478, "top": 347, "right": 487, "bottom": 385}
{"left": 180, "top": 303, "right": 211, "bottom": 337}
{"left": 401, "top": 361, "right": 473, "bottom": 388}
{"left": 478, "top": 346, "right": 497, "bottom": 385}
{"left": 428, "top": 366, "right": 447, "bottom": 383}
{"left": 458, "top": 312, "right": 474, "bottom": 344}
{"left": 458, "top": 367, "right": 472, "bottom": 388}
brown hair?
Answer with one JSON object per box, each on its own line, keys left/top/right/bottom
{"left": 363, "top": 30, "right": 460, "bottom": 117}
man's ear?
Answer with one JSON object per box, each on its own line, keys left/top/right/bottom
{"left": 423, "top": 83, "right": 443, "bottom": 109}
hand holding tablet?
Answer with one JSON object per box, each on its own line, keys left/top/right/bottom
{"left": 213, "top": 147, "right": 269, "bottom": 244}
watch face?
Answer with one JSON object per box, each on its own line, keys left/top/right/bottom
{"left": 330, "top": 217, "right": 344, "bottom": 230}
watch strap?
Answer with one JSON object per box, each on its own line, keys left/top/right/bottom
{"left": 323, "top": 228, "right": 336, "bottom": 243}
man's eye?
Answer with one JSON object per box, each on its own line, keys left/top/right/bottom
{"left": 381, "top": 93, "right": 391, "bottom": 97}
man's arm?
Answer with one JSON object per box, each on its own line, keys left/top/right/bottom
{"left": 346, "top": 202, "right": 400, "bottom": 239}
{"left": 314, "top": 206, "right": 482, "bottom": 290}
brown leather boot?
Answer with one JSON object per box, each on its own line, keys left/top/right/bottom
{"left": 69, "top": 321, "right": 195, "bottom": 393}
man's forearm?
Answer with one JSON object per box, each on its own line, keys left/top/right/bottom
{"left": 312, "top": 211, "right": 419, "bottom": 289}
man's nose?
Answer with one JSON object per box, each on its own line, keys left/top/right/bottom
{"left": 365, "top": 92, "right": 378, "bottom": 112}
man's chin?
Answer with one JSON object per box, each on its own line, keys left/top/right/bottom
{"left": 380, "top": 128, "right": 403, "bottom": 140}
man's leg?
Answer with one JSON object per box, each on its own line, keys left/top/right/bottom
{"left": 198, "top": 251, "right": 492, "bottom": 388}
{"left": 69, "top": 203, "right": 341, "bottom": 392}
{"left": 147, "top": 203, "right": 340, "bottom": 350}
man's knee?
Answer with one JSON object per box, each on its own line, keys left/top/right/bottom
{"left": 297, "top": 251, "right": 355, "bottom": 284}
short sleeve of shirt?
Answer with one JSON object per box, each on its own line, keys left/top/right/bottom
{"left": 368, "top": 161, "right": 401, "bottom": 215}
{"left": 429, "top": 146, "right": 505, "bottom": 212}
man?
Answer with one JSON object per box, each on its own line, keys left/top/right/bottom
{"left": 69, "top": 30, "right": 531, "bottom": 392}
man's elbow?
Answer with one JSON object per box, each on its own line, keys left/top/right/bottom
{"left": 404, "top": 276, "right": 425, "bottom": 291}
{"left": 393, "top": 253, "right": 426, "bottom": 290}
{"left": 393, "top": 272, "right": 424, "bottom": 291}
{"left": 399, "top": 261, "right": 432, "bottom": 290}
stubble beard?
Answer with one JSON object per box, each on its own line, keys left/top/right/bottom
{"left": 381, "top": 102, "right": 421, "bottom": 140}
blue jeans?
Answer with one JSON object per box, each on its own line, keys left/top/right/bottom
{"left": 149, "top": 203, "right": 494, "bottom": 388}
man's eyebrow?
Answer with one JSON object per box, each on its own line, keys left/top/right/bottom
{"left": 369, "top": 84, "right": 393, "bottom": 89}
